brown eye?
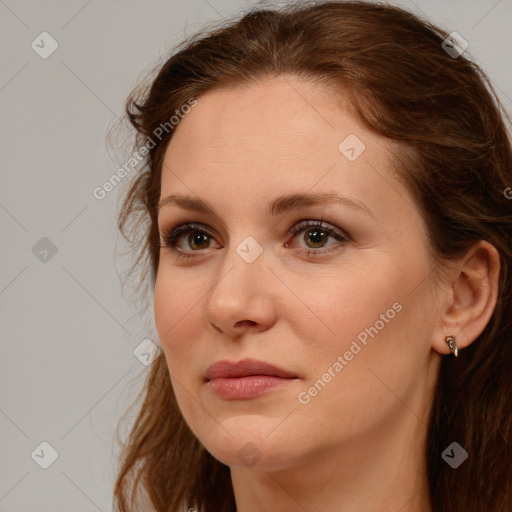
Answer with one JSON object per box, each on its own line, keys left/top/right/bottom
{"left": 286, "top": 220, "right": 350, "bottom": 255}
{"left": 159, "top": 222, "right": 221, "bottom": 259}
{"left": 303, "top": 227, "right": 330, "bottom": 248}
{"left": 187, "top": 231, "right": 211, "bottom": 250}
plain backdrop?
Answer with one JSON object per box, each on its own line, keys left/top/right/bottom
{"left": 1, "top": 0, "right": 511, "bottom": 510}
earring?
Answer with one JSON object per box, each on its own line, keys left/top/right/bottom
{"left": 445, "top": 335, "right": 459, "bottom": 357}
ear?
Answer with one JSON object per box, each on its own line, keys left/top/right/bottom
{"left": 432, "top": 240, "right": 500, "bottom": 355}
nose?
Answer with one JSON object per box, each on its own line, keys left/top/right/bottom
{"left": 204, "top": 246, "right": 278, "bottom": 337}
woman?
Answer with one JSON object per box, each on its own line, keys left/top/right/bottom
{"left": 113, "top": 1, "right": 512, "bottom": 511}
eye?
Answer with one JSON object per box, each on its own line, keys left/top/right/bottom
{"left": 158, "top": 223, "right": 221, "bottom": 259}
{"left": 285, "top": 220, "right": 349, "bottom": 255}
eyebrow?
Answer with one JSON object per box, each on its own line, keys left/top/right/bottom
{"left": 158, "top": 192, "right": 374, "bottom": 219}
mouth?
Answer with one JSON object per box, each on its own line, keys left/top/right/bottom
{"left": 204, "top": 358, "right": 298, "bottom": 400}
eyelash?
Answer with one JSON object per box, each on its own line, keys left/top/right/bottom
{"left": 157, "top": 219, "right": 350, "bottom": 260}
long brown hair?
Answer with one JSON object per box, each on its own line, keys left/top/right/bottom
{"left": 113, "top": 1, "right": 512, "bottom": 510}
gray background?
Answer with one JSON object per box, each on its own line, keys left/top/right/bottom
{"left": 1, "top": 0, "right": 511, "bottom": 510}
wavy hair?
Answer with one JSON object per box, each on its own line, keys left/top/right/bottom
{"left": 113, "top": 1, "right": 512, "bottom": 510}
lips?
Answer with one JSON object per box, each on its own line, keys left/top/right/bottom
{"left": 205, "top": 358, "right": 297, "bottom": 380}
{"left": 205, "top": 358, "right": 298, "bottom": 400}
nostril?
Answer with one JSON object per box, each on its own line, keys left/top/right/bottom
{"left": 234, "top": 320, "right": 257, "bottom": 328}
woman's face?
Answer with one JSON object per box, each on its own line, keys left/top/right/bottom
{"left": 154, "top": 76, "right": 444, "bottom": 470}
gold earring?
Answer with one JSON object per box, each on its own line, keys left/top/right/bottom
{"left": 445, "top": 335, "right": 459, "bottom": 357}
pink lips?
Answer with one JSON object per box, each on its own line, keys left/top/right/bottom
{"left": 205, "top": 358, "right": 298, "bottom": 400}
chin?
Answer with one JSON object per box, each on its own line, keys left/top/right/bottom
{"left": 195, "top": 419, "right": 303, "bottom": 471}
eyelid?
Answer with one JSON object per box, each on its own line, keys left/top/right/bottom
{"left": 284, "top": 219, "right": 350, "bottom": 254}
{"left": 288, "top": 219, "right": 349, "bottom": 240}
{"left": 159, "top": 222, "right": 221, "bottom": 251}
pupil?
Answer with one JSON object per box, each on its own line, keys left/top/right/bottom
{"left": 307, "top": 229, "right": 326, "bottom": 247}
{"left": 190, "top": 232, "right": 208, "bottom": 249}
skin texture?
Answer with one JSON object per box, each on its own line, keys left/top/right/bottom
{"left": 153, "top": 76, "right": 499, "bottom": 512}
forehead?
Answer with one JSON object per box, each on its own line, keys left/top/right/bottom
{"left": 159, "top": 76, "right": 417, "bottom": 227}
{"left": 165, "top": 76, "right": 360, "bottom": 161}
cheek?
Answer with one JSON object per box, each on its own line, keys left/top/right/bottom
{"left": 285, "top": 263, "right": 406, "bottom": 356}
{"left": 153, "top": 268, "right": 205, "bottom": 369}
{"left": 288, "top": 261, "right": 432, "bottom": 426}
